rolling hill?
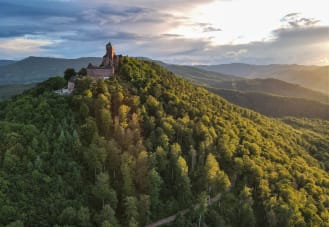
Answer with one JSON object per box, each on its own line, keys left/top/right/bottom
{"left": 0, "top": 84, "right": 35, "bottom": 101}
{"left": 156, "top": 63, "right": 329, "bottom": 119}
{"left": 197, "top": 63, "right": 329, "bottom": 94}
{"left": 158, "top": 61, "right": 241, "bottom": 84}
{"left": 210, "top": 88, "right": 329, "bottom": 120}
{"left": 0, "top": 57, "right": 328, "bottom": 226}
{"left": 0, "top": 56, "right": 101, "bottom": 85}
{"left": 210, "top": 78, "right": 329, "bottom": 104}
{"left": 0, "top": 60, "right": 16, "bottom": 67}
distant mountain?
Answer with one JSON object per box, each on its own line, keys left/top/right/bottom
{"left": 212, "top": 78, "right": 329, "bottom": 104}
{"left": 153, "top": 63, "right": 329, "bottom": 119}
{"left": 0, "top": 56, "right": 101, "bottom": 85}
{"left": 197, "top": 63, "right": 329, "bottom": 94}
{"left": 157, "top": 61, "right": 241, "bottom": 86}
{"left": 210, "top": 88, "right": 329, "bottom": 120}
{"left": 0, "top": 60, "right": 16, "bottom": 67}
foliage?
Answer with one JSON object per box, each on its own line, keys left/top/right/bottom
{"left": 0, "top": 58, "right": 328, "bottom": 226}
{"left": 210, "top": 88, "right": 329, "bottom": 120}
{"left": 64, "top": 68, "right": 76, "bottom": 81}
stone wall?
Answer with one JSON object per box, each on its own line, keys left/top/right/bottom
{"left": 68, "top": 81, "right": 75, "bottom": 92}
{"left": 86, "top": 68, "right": 114, "bottom": 79}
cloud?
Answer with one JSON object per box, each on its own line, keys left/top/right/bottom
{"left": 203, "top": 26, "right": 222, "bottom": 32}
{"left": 0, "top": 0, "right": 327, "bottom": 65}
{"left": 164, "top": 25, "right": 329, "bottom": 65}
{"left": 0, "top": 37, "right": 55, "bottom": 58}
{"left": 81, "top": 0, "right": 216, "bottom": 11}
{"left": 281, "top": 13, "right": 321, "bottom": 28}
{"left": 161, "top": 34, "right": 183, "bottom": 38}
{"left": 283, "top": 13, "right": 300, "bottom": 18}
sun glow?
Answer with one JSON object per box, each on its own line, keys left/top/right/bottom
{"left": 169, "top": 0, "right": 329, "bottom": 46}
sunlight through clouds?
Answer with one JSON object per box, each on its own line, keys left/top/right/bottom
{"left": 0, "top": 37, "right": 55, "bottom": 57}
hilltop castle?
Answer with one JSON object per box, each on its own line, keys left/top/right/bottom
{"left": 55, "top": 42, "right": 121, "bottom": 95}
{"left": 86, "top": 42, "right": 120, "bottom": 79}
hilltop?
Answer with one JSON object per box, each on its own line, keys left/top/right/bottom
{"left": 0, "top": 57, "right": 328, "bottom": 226}
{"left": 1, "top": 57, "right": 328, "bottom": 121}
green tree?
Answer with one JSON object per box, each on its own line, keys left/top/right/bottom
{"left": 124, "top": 196, "right": 139, "bottom": 227}
{"left": 78, "top": 67, "right": 87, "bottom": 76}
{"left": 76, "top": 206, "right": 91, "bottom": 227}
{"left": 64, "top": 68, "right": 76, "bottom": 81}
{"left": 92, "top": 173, "right": 117, "bottom": 208}
{"left": 205, "top": 153, "right": 231, "bottom": 195}
{"left": 95, "top": 204, "right": 119, "bottom": 227}
{"left": 148, "top": 168, "right": 163, "bottom": 219}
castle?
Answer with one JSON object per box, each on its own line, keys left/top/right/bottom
{"left": 86, "top": 41, "right": 120, "bottom": 79}
{"left": 55, "top": 42, "right": 121, "bottom": 95}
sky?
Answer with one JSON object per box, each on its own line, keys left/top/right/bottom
{"left": 0, "top": 0, "right": 328, "bottom": 65}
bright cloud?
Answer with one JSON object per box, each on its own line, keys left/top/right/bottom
{"left": 0, "top": 37, "right": 54, "bottom": 58}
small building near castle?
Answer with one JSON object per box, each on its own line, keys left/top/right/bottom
{"left": 86, "top": 42, "right": 120, "bottom": 79}
{"left": 68, "top": 76, "right": 76, "bottom": 93}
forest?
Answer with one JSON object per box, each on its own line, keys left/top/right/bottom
{"left": 0, "top": 57, "right": 328, "bottom": 226}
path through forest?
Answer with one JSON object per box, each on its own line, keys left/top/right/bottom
{"left": 145, "top": 193, "right": 221, "bottom": 227}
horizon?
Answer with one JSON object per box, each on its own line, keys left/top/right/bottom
{"left": 1, "top": 55, "right": 328, "bottom": 67}
{"left": 0, "top": 0, "right": 328, "bottom": 65}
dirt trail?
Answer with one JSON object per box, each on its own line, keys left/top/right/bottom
{"left": 145, "top": 193, "right": 221, "bottom": 227}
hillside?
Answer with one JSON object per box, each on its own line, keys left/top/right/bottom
{"left": 0, "top": 58, "right": 328, "bottom": 226}
{"left": 159, "top": 65, "right": 329, "bottom": 119}
{"left": 210, "top": 88, "right": 329, "bottom": 120}
{"left": 197, "top": 63, "right": 329, "bottom": 94}
{"left": 211, "top": 78, "right": 329, "bottom": 104}
{"left": 157, "top": 61, "right": 241, "bottom": 85}
{"left": 0, "top": 56, "right": 101, "bottom": 85}
{"left": 0, "top": 58, "right": 239, "bottom": 100}
{"left": 281, "top": 117, "right": 329, "bottom": 171}
{"left": 0, "top": 84, "right": 35, "bottom": 101}
{"left": 0, "top": 60, "right": 16, "bottom": 67}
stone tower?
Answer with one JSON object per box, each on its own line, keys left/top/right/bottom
{"left": 87, "top": 41, "right": 120, "bottom": 79}
{"left": 106, "top": 42, "right": 114, "bottom": 61}
{"left": 100, "top": 41, "right": 115, "bottom": 67}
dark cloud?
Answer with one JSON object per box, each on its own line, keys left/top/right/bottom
{"left": 161, "top": 34, "right": 183, "bottom": 38}
{"left": 282, "top": 12, "right": 300, "bottom": 19}
{"left": 272, "top": 26, "right": 328, "bottom": 44}
{"left": 0, "top": 0, "right": 77, "bottom": 17}
{"left": 281, "top": 13, "right": 320, "bottom": 28}
{"left": 203, "top": 26, "right": 222, "bottom": 32}
{"left": 298, "top": 18, "right": 320, "bottom": 26}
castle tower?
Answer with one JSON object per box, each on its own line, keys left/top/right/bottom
{"left": 106, "top": 41, "right": 114, "bottom": 62}
{"left": 87, "top": 41, "right": 119, "bottom": 79}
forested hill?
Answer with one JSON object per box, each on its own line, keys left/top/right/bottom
{"left": 210, "top": 89, "right": 329, "bottom": 120}
{"left": 0, "top": 57, "right": 329, "bottom": 226}
{"left": 210, "top": 78, "right": 329, "bottom": 104}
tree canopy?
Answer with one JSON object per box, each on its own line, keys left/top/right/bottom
{"left": 0, "top": 57, "right": 328, "bottom": 226}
